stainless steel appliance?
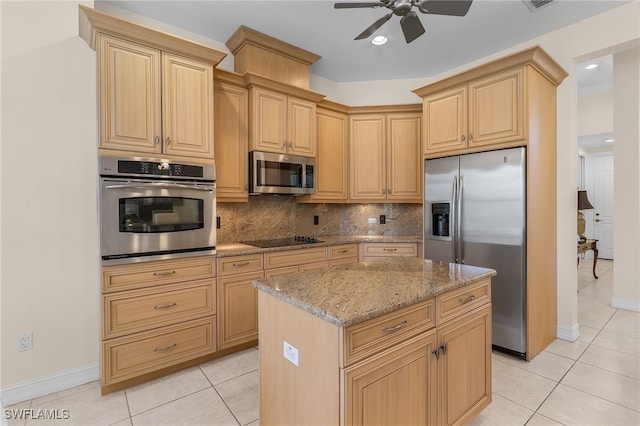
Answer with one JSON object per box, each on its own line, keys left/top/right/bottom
{"left": 424, "top": 147, "right": 527, "bottom": 357}
{"left": 100, "top": 156, "right": 216, "bottom": 262}
{"left": 249, "top": 151, "right": 315, "bottom": 195}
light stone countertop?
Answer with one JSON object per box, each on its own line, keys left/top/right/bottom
{"left": 252, "top": 257, "right": 496, "bottom": 327}
{"left": 215, "top": 234, "right": 422, "bottom": 257}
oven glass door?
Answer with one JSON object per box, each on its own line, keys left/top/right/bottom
{"left": 100, "top": 178, "right": 216, "bottom": 260}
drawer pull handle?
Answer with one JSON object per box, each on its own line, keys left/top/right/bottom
{"left": 232, "top": 261, "right": 250, "bottom": 267}
{"left": 383, "top": 248, "right": 398, "bottom": 252}
{"left": 154, "top": 302, "right": 177, "bottom": 310}
{"left": 153, "top": 270, "right": 176, "bottom": 277}
{"left": 154, "top": 343, "right": 177, "bottom": 352}
{"left": 458, "top": 294, "right": 476, "bottom": 304}
{"left": 382, "top": 320, "right": 407, "bottom": 332}
{"left": 338, "top": 249, "right": 349, "bottom": 253}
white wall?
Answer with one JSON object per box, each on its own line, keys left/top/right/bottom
{"left": 578, "top": 92, "right": 613, "bottom": 136}
{"left": 1, "top": 0, "right": 638, "bottom": 405}
{"left": 1, "top": 0, "right": 99, "bottom": 403}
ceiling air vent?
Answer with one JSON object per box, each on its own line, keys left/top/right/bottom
{"left": 522, "top": 0, "right": 554, "bottom": 12}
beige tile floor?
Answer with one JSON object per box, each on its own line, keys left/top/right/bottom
{"left": 7, "top": 259, "right": 639, "bottom": 425}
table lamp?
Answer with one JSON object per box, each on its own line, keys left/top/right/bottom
{"left": 577, "top": 190, "right": 594, "bottom": 243}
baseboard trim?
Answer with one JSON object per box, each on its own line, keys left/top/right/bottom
{"left": 557, "top": 323, "right": 580, "bottom": 342}
{"left": 1, "top": 363, "right": 99, "bottom": 406}
{"left": 612, "top": 296, "right": 640, "bottom": 312}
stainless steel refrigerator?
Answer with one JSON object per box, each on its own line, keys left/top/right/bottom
{"left": 424, "top": 147, "right": 526, "bottom": 356}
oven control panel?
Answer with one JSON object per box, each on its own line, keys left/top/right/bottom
{"left": 99, "top": 156, "right": 215, "bottom": 181}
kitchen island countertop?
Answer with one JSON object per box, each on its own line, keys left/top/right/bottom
{"left": 252, "top": 257, "right": 496, "bottom": 327}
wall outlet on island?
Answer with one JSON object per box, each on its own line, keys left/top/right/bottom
{"left": 283, "top": 341, "right": 299, "bottom": 367}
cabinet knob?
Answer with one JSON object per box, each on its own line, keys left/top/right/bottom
{"left": 461, "top": 135, "right": 466, "bottom": 142}
{"left": 166, "top": 137, "right": 171, "bottom": 146}
{"left": 468, "top": 134, "right": 473, "bottom": 141}
{"left": 154, "top": 136, "right": 160, "bottom": 145}
{"left": 388, "top": 188, "right": 391, "bottom": 194}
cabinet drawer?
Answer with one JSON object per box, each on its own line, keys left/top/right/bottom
{"left": 102, "top": 255, "right": 216, "bottom": 293}
{"left": 436, "top": 278, "right": 491, "bottom": 324}
{"left": 264, "top": 247, "right": 327, "bottom": 269}
{"left": 103, "top": 280, "right": 215, "bottom": 339}
{"left": 102, "top": 317, "right": 216, "bottom": 386}
{"left": 342, "top": 299, "right": 435, "bottom": 367}
{"left": 329, "top": 243, "right": 358, "bottom": 260}
{"left": 217, "top": 254, "right": 264, "bottom": 276}
{"left": 360, "top": 243, "right": 418, "bottom": 258}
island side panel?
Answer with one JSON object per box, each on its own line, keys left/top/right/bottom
{"left": 258, "top": 292, "right": 341, "bottom": 425}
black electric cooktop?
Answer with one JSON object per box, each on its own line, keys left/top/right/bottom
{"left": 240, "top": 236, "right": 324, "bottom": 249}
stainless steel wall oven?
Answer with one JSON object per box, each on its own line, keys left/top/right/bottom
{"left": 99, "top": 156, "right": 216, "bottom": 263}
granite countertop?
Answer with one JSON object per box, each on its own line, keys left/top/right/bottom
{"left": 216, "top": 234, "right": 422, "bottom": 257}
{"left": 252, "top": 257, "right": 496, "bottom": 327}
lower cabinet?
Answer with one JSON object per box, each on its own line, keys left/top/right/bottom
{"left": 100, "top": 255, "right": 217, "bottom": 392}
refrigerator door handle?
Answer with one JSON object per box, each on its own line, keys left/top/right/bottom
{"left": 458, "top": 176, "right": 464, "bottom": 263}
{"left": 452, "top": 176, "right": 458, "bottom": 262}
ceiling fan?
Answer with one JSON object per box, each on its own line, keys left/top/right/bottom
{"left": 334, "top": 0, "right": 473, "bottom": 43}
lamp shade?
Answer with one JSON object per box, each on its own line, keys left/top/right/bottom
{"left": 577, "top": 190, "right": 594, "bottom": 210}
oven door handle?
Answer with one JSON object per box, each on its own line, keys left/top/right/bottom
{"left": 104, "top": 183, "right": 215, "bottom": 192}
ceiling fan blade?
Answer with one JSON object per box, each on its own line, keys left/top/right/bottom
{"left": 400, "top": 11, "right": 426, "bottom": 43}
{"left": 334, "top": 2, "right": 386, "bottom": 9}
{"left": 355, "top": 13, "right": 393, "bottom": 40}
{"left": 418, "top": 0, "right": 473, "bottom": 16}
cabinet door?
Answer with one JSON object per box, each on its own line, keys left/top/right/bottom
{"left": 162, "top": 53, "right": 214, "bottom": 159}
{"left": 311, "top": 108, "right": 349, "bottom": 201}
{"left": 468, "top": 68, "right": 524, "bottom": 147}
{"left": 214, "top": 82, "right": 248, "bottom": 201}
{"left": 217, "top": 271, "right": 263, "bottom": 349}
{"left": 438, "top": 305, "right": 492, "bottom": 426}
{"left": 288, "top": 98, "right": 316, "bottom": 156}
{"left": 349, "top": 115, "right": 385, "bottom": 201}
{"left": 343, "top": 331, "right": 437, "bottom": 426}
{"left": 250, "top": 88, "right": 287, "bottom": 153}
{"left": 387, "top": 113, "right": 423, "bottom": 201}
{"left": 423, "top": 86, "right": 467, "bottom": 155}
{"left": 99, "top": 35, "right": 161, "bottom": 154}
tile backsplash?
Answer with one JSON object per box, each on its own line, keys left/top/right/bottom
{"left": 216, "top": 196, "right": 423, "bottom": 243}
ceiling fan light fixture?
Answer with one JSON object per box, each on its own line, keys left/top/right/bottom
{"left": 371, "top": 35, "right": 388, "bottom": 45}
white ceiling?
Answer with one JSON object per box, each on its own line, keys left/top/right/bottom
{"left": 97, "top": 0, "right": 627, "bottom": 83}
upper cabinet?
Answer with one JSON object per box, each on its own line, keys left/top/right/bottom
{"left": 248, "top": 86, "right": 317, "bottom": 156}
{"left": 349, "top": 106, "right": 422, "bottom": 203}
{"left": 414, "top": 46, "right": 568, "bottom": 159}
{"left": 79, "top": 6, "right": 226, "bottom": 162}
{"left": 214, "top": 70, "right": 249, "bottom": 202}
{"left": 298, "top": 101, "right": 350, "bottom": 203}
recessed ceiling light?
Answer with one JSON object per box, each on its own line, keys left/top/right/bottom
{"left": 604, "top": 139, "right": 615, "bottom": 143}
{"left": 585, "top": 63, "right": 598, "bottom": 70}
{"left": 371, "top": 35, "right": 387, "bottom": 46}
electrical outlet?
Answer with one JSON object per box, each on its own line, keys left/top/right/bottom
{"left": 216, "top": 216, "right": 221, "bottom": 229}
{"left": 379, "top": 214, "right": 386, "bottom": 224}
{"left": 17, "top": 332, "right": 32, "bottom": 351}
{"left": 283, "top": 341, "right": 299, "bottom": 367}
{"left": 368, "top": 217, "right": 377, "bottom": 224}
{"left": 313, "top": 215, "right": 319, "bottom": 225}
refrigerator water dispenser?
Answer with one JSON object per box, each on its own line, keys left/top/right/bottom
{"left": 431, "top": 202, "right": 450, "bottom": 238}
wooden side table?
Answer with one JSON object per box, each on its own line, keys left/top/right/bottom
{"left": 577, "top": 239, "right": 599, "bottom": 279}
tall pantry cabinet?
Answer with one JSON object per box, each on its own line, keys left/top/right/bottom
{"left": 414, "top": 46, "right": 568, "bottom": 360}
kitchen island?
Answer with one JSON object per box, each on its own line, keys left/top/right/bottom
{"left": 253, "top": 257, "right": 496, "bottom": 426}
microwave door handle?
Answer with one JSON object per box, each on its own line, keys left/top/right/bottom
{"left": 104, "top": 183, "right": 214, "bottom": 192}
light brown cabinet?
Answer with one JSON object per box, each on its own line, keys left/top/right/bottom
{"left": 349, "top": 109, "right": 422, "bottom": 202}
{"left": 100, "top": 255, "right": 217, "bottom": 393}
{"left": 216, "top": 253, "right": 264, "bottom": 350}
{"left": 214, "top": 71, "right": 249, "bottom": 202}
{"left": 422, "top": 68, "right": 524, "bottom": 156}
{"left": 249, "top": 87, "right": 316, "bottom": 156}
{"left": 97, "top": 34, "right": 215, "bottom": 160}
{"left": 328, "top": 243, "right": 359, "bottom": 266}
{"left": 360, "top": 242, "right": 419, "bottom": 262}
{"left": 298, "top": 102, "right": 350, "bottom": 203}
{"left": 414, "top": 46, "right": 568, "bottom": 360}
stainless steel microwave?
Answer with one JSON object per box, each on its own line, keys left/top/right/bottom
{"left": 249, "top": 151, "right": 315, "bottom": 195}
